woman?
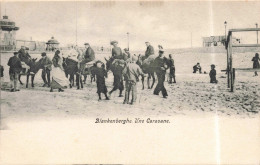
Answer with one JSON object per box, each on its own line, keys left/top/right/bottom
{"left": 252, "top": 53, "right": 260, "bottom": 76}
{"left": 50, "top": 50, "right": 70, "bottom": 92}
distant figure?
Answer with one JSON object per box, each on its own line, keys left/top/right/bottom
{"left": 81, "top": 43, "right": 95, "bottom": 64}
{"left": 18, "top": 46, "right": 31, "bottom": 73}
{"left": 92, "top": 61, "right": 109, "bottom": 101}
{"left": 39, "top": 52, "right": 52, "bottom": 87}
{"left": 7, "top": 52, "right": 22, "bottom": 92}
{"left": 0, "top": 65, "right": 4, "bottom": 87}
{"left": 168, "top": 54, "right": 176, "bottom": 83}
{"left": 111, "top": 40, "right": 123, "bottom": 60}
{"left": 153, "top": 49, "right": 168, "bottom": 98}
{"left": 145, "top": 42, "right": 154, "bottom": 59}
{"left": 122, "top": 56, "right": 144, "bottom": 105}
{"left": 252, "top": 53, "right": 260, "bottom": 76}
{"left": 193, "top": 62, "right": 202, "bottom": 74}
{"left": 209, "top": 64, "right": 218, "bottom": 83}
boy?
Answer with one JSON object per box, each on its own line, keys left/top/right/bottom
{"left": 93, "top": 61, "right": 109, "bottom": 101}
{"left": 209, "top": 64, "right": 218, "bottom": 83}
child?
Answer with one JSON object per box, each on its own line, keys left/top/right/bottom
{"left": 209, "top": 64, "right": 218, "bottom": 83}
{"left": 93, "top": 61, "right": 109, "bottom": 101}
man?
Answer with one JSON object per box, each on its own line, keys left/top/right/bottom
{"left": 7, "top": 52, "right": 22, "bottom": 92}
{"left": 145, "top": 42, "right": 154, "bottom": 58}
{"left": 18, "top": 46, "right": 31, "bottom": 64}
{"left": 111, "top": 41, "right": 123, "bottom": 59}
{"left": 81, "top": 43, "right": 95, "bottom": 64}
{"left": 168, "top": 54, "right": 176, "bottom": 83}
{"left": 153, "top": 49, "right": 168, "bottom": 98}
{"left": 39, "top": 52, "right": 52, "bottom": 87}
{"left": 209, "top": 64, "right": 218, "bottom": 83}
{"left": 122, "top": 56, "right": 144, "bottom": 105}
{"left": 193, "top": 62, "right": 202, "bottom": 74}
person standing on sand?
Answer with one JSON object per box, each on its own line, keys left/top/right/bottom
{"left": 168, "top": 54, "right": 176, "bottom": 84}
{"left": 252, "top": 53, "right": 260, "bottom": 76}
{"left": 122, "top": 56, "right": 144, "bottom": 105}
{"left": 7, "top": 52, "right": 22, "bottom": 92}
{"left": 39, "top": 52, "right": 52, "bottom": 87}
{"left": 209, "top": 64, "right": 218, "bottom": 83}
{"left": 153, "top": 49, "right": 168, "bottom": 98}
{"left": 92, "top": 61, "right": 110, "bottom": 101}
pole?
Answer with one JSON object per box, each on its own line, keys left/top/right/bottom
{"left": 256, "top": 23, "right": 258, "bottom": 44}
{"left": 191, "top": 32, "right": 192, "bottom": 48}
{"left": 127, "top": 32, "right": 129, "bottom": 50}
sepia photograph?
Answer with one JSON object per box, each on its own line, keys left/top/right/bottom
{"left": 0, "top": 1, "right": 259, "bottom": 164}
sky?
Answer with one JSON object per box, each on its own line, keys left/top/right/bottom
{"left": 1, "top": 1, "right": 260, "bottom": 51}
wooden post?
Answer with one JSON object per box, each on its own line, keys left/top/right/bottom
{"left": 231, "top": 68, "right": 236, "bottom": 92}
{"left": 229, "top": 33, "right": 233, "bottom": 90}
{"left": 227, "top": 39, "right": 230, "bottom": 88}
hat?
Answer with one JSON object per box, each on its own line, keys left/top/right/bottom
{"left": 159, "top": 49, "right": 164, "bottom": 53}
{"left": 211, "top": 64, "right": 215, "bottom": 67}
{"left": 41, "top": 52, "right": 47, "bottom": 56}
{"left": 25, "top": 47, "right": 29, "bottom": 50}
{"left": 110, "top": 40, "right": 118, "bottom": 45}
{"left": 84, "top": 43, "right": 89, "bottom": 45}
{"left": 14, "top": 52, "right": 19, "bottom": 55}
{"left": 124, "top": 48, "right": 129, "bottom": 51}
{"left": 145, "top": 41, "right": 150, "bottom": 44}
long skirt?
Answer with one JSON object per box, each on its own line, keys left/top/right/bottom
{"left": 51, "top": 67, "right": 70, "bottom": 89}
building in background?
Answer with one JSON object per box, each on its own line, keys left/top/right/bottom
{"left": 46, "top": 36, "right": 60, "bottom": 51}
{"left": 202, "top": 35, "right": 241, "bottom": 47}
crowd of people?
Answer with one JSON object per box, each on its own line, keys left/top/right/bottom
{"left": 1, "top": 42, "right": 260, "bottom": 105}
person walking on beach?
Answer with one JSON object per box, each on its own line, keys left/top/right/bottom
{"left": 209, "top": 64, "right": 218, "bottom": 83}
{"left": 39, "top": 52, "right": 52, "bottom": 87}
{"left": 252, "top": 53, "right": 260, "bottom": 76}
{"left": 122, "top": 56, "right": 144, "bottom": 105}
{"left": 7, "top": 52, "right": 22, "bottom": 92}
{"left": 153, "top": 49, "right": 168, "bottom": 98}
{"left": 92, "top": 61, "right": 110, "bottom": 101}
{"left": 168, "top": 54, "right": 176, "bottom": 83}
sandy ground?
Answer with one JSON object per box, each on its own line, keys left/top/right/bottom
{"left": 1, "top": 51, "right": 259, "bottom": 128}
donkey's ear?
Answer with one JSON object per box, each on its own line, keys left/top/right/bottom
{"left": 104, "top": 57, "right": 108, "bottom": 62}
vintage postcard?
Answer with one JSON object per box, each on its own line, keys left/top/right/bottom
{"left": 0, "top": 0, "right": 259, "bottom": 164}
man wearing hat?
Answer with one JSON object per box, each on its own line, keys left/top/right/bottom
{"left": 39, "top": 52, "right": 52, "bottom": 87}
{"left": 7, "top": 52, "right": 22, "bottom": 92}
{"left": 168, "top": 54, "right": 176, "bottom": 83}
{"left": 153, "top": 49, "right": 168, "bottom": 98}
{"left": 81, "top": 43, "right": 95, "bottom": 64}
{"left": 122, "top": 55, "right": 144, "bottom": 104}
{"left": 209, "top": 64, "right": 218, "bottom": 83}
{"left": 145, "top": 42, "right": 154, "bottom": 59}
{"left": 111, "top": 41, "right": 123, "bottom": 59}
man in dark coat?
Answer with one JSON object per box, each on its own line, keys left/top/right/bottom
{"left": 81, "top": 43, "right": 95, "bottom": 64}
{"left": 153, "top": 49, "right": 168, "bottom": 98}
{"left": 18, "top": 46, "right": 31, "bottom": 65}
{"left": 209, "top": 64, "right": 218, "bottom": 83}
{"left": 252, "top": 53, "right": 260, "bottom": 76}
{"left": 168, "top": 54, "right": 176, "bottom": 83}
{"left": 111, "top": 40, "right": 124, "bottom": 60}
{"left": 7, "top": 52, "right": 22, "bottom": 92}
{"left": 39, "top": 52, "right": 52, "bottom": 87}
{"left": 145, "top": 42, "right": 154, "bottom": 58}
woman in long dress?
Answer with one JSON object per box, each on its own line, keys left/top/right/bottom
{"left": 50, "top": 50, "right": 70, "bottom": 92}
{"left": 252, "top": 53, "right": 260, "bottom": 76}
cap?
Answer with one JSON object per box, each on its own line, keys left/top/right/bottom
{"left": 159, "top": 49, "right": 164, "bottom": 53}
{"left": 84, "top": 43, "right": 89, "bottom": 45}
{"left": 211, "top": 64, "right": 216, "bottom": 67}
{"left": 124, "top": 48, "right": 129, "bottom": 51}
{"left": 14, "top": 52, "right": 19, "bottom": 55}
{"left": 25, "top": 47, "right": 29, "bottom": 50}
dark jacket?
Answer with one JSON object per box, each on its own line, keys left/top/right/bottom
{"left": 0, "top": 65, "right": 4, "bottom": 77}
{"left": 8, "top": 56, "right": 22, "bottom": 74}
{"left": 252, "top": 56, "right": 260, "bottom": 68}
{"left": 145, "top": 45, "right": 154, "bottom": 57}
{"left": 82, "top": 47, "right": 95, "bottom": 64}
{"left": 112, "top": 47, "right": 123, "bottom": 59}
{"left": 154, "top": 56, "right": 167, "bottom": 74}
{"left": 39, "top": 56, "right": 52, "bottom": 71}
{"left": 18, "top": 48, "right": 31, "bottom": 64}
{"left": 93, "top": 67, "right": 108, "bottom": 94}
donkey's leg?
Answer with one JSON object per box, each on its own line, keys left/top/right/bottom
{"left": 151, "top": 73, "right": 156, "bottom": 89}
{"left": 69, "top": 74, "right": 73, "bottom": 88}
{"left": 141, "top": 75, "right": 145, "bottom": 90}
{"left": 31, "top": 74, "right": 35, "bottom": 87}
{"left": 147, "top": 74, "right": 151, "bottom": 89}
{"left": 18, "top": 74, "right": 23, "bottom": 85}
{"left": 80, "top": 74, "right": 83, "bottom": 88}
{"left": 83, "top": 75, "right": 87, "bottom": 84}
{"left": 76, "top": 74, "right": 80, "bottom": 89}
{"left": 26, "top": 74, "right": 29, "bottom": 88}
